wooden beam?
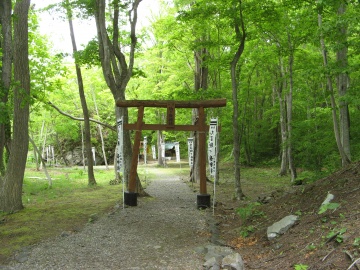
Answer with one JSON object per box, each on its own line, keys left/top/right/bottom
{"left": 124, "top": 123, "right": 209, "bottom": 132}
{"left": 198, "top": 107, "right": 207, "bottom": 195}
{"left": 166, "top": 103, "right": 175, "bottom": 127}
{"left": 116, "top": 98, "right": 226, "bottom": 108}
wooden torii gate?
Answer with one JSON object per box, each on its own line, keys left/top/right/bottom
{"left": 116, "top": 98, "right": 226, "bottom": 209}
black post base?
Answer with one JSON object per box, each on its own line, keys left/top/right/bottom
{"left": 124, "top": 191, "right": 138, "bottom": 206}
{"left": 197, "top": 194, "right": 211, "bottom": 209}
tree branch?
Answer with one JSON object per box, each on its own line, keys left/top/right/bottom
{"left": 48, "top": 101, "right": 116, "bottom": 131}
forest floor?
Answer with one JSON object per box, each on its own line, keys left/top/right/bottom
{"left": 211, "top": 162, "right": 360, "bottom": 269}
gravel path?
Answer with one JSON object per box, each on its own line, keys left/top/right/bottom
{"left": 4, "top": 174, "right": 211, "bottom": 270}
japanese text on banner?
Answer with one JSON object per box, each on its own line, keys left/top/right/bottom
{"left": 143, "top": 136, "right": 147, "bottom": 164}
{"left": 175, "top": 142, "right": 180, "bottom": 162}
{"left": 208, "top": 118, "right": 218, "bottom": 177}
{"left": 187, "top": 138, "right": 194, "bottom": 168}
{"left": 116, "top": 117, "right": 124, "bottom": 173}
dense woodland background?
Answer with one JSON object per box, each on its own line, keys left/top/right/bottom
{"left": 1, "top": 0, "right": 360, "bottom": 211}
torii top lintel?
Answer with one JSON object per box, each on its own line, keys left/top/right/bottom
{"left": 116, "top": 98, "right": 226, "bottom": 109}
{"left": 116, "top": 99, "right": 226, "bottom": 132}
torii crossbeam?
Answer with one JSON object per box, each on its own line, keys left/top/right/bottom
{"left": 116, "top": 98, "right": 226, "bottom": 209}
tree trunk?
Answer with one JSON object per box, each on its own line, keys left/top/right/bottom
{"left": 66, "top": 2, "right": 96, "bottom": 185}
{"left": 94, "top": 0, "right": 146, "bottom": 195}
{"left": 336, "top": 2, "right": 351, "bottom": 166}
{"left": 286, "top": 44, "right": 297, "bottom": 182}
{"left": 191, "top": 43, "right": 209, "bottom": 183}
{"left": 29, "top": 130, "right": 40, "bottom": 170}
{"left": 230, "top": 0, "right": 246, "bottom": 200}
{"left": 0, "top": 0, "right": 12, "bottom": 176}
{"left": 190, "top": 108, "right": 200, "bottom": 182}
{"left": 317, "top": 11, "right": 350, "bottom": 166}
{"left": 277, "top": 57, "right": 288, "bottom": 176}
{"left": 39, "top": 123, "right": 47, "bottom": 170}
{"left": 29, "top": 136, "right": 52, "bottom": 187}
{"left": 0, "top": 0, "right": 31, "bottom": 212}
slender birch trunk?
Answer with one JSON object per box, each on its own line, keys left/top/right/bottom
{"left": 317, "top": 11, "right": 350, "bottom": 166}
{"left": 336, "top": 2, "right": 351, "bottom": 166}
{"left": 91, "top": 86, "right": 109, "bottom": 169}
{"left": 66, "top": 0, "right": 96, "bottom": 185}
{"left": 286, "top": 38, "right": 297, "bottom": 182}
{"left": 230, "top": 0, "right": 246, "bottom": 200}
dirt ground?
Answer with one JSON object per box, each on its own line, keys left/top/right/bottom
{"left": 212, "top": 162, "right": 360, "bottom": 269}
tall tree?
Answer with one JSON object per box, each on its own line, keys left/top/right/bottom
{"left": 230, "top": 0, "right": 246, "bottom": 200}
{"left": 336, "top": 1, "right": 351, "bottom": 165}
{"left": 0, "top": 0, "right": 31, "bottom": 212}
{"left": 0, "top": 0, "right": 12, "bottom": 175}
{"left": 317, "top": 1, "right": 351, "bottom": 167}
{"left": 94, "top": 0, "right": 146, "bottom": 194}
{"left": 64, "top": 0, "right": 96, "bottom": 185}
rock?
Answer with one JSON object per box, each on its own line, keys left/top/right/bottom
{"left": 65, "top": 146, "right": 104, "bottom": 166}
{"left": 221, "top": 253, "right": 245, "bottom": 270}
{"left": 204, "top": 245, "right": 233, "bottom": 261}
{"left": 257, "top": 195, "right": 272, "bottom": 204}
{"left": 267, "top": 215, "right": 299, "bottom": 240}
{"left": 15, "top": 253, "right": 28, "bottom": 263}
{"left": 203, "top": 256, "right": 221, "bottom": 270}
{"left": 14, "top": 248, "right": 31, "bottom": 263}
{"left": 200, "top": 244, "right": 242, "bottom": 270}
{"left": 194, "top": 246, "right": 207, "bottom": 255}
{"left": 321, "top": 193, "right": 335, "bottom": 206}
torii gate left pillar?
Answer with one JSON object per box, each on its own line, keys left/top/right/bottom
{"left": 116, "top": 99, "right": 226, "bottom": 209}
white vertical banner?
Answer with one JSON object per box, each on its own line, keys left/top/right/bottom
{"left": 151, "top": 145, "right": 156, "bottom": 160}
{"left": 161, "top": 142, "right": 165, "bottom": 158}
{"left": 116, "top": 117, "right": 124, "bottom": 173}
{"left": 143, "top": 136, "right": 147, "bottom": 164}
{"left": 51, "top": 146, "right": 54, "bottom": 163}
{"left": 174, "top": 142, "right": 180, "bottom": 162}
{"left": 46, "top": 146, "right": 49, "bottom": 162}
{"left": 92, "top": 147, "right": 96, "bottom": 165}
{"left": 208, "top": 118, "right": 218, "bottom": 177}
{"left": 187, "top": 138, "right": 194, "bottom": 168}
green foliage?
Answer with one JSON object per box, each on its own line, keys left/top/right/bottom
{"left": 318, "top": 202, "right": 340, "bottom": 215}
{"left": 239, "top": 225, "right": 255, "bottom": 238}
{"left": 74, "top": 39, "right": 100, "bottom": 68}
{"left": 236, "top": 202, "right": 264, "bottom": 221}
{"left": 353, "top": 237, "right": 360, "bottom": 247}
{"left": 306, "top": 243, "right": 316, "bottom": 251}
{"left": 8, "top": 0, "right": 359, "bottom": 179}
{"left": 294, "top": 264, "right": 309, "bottom": 270}
{"left": 326, "top": 227, "right": 347, "bottom": 243}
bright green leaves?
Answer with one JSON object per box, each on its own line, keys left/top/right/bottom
{"left": 318, "top": 202, "right": 340, "bottom": 215}
{"left": 74, "top": 39, "right": 100, "bottom": 68}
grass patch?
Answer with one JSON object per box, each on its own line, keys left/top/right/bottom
{"left": 0, "top": 166, "right": 123, "bottom": 263}
{"left": 217, "top": 164, "right": 291, "bottom": 199}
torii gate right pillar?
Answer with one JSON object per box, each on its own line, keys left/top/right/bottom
{"left": 197, "top": 106, "right": 210, "bottom": 209}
